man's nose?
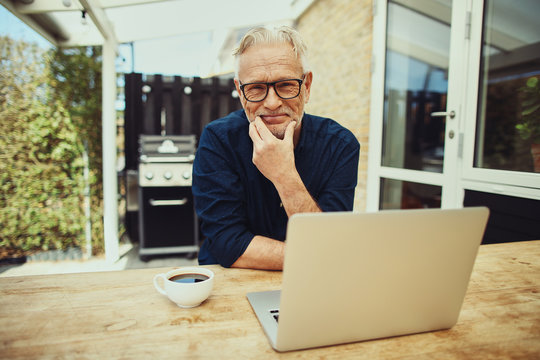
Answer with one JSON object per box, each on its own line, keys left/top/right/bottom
{"left": 263, "top": 85, "right": 282, "bottom": 109}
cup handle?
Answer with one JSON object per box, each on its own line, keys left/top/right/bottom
{"left": 153, "top": 274, "right": 167, "bottom": 296}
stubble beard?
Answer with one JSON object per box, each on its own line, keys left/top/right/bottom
{"left": 266, "top": 121, "right": 291, "bottom": 140}
{"left": 252, "top": 109, "right": 301, "bottom": 140}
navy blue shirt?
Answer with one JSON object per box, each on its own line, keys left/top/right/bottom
{"left": 192, "top": 109, "right": 360, "bottom": 267}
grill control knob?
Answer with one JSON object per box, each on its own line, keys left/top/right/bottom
{"left": 163, "top": 171, "right": 173, "bottom": 180}
{"left": 182, "top": 171, "right": 191, "bottom": 180}
{"left": 145, "top": 172, "right": 154, "bottom": 180}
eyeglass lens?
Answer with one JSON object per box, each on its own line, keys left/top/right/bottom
{"left": 243, "top": 79, "right": 301, "bottom": 101}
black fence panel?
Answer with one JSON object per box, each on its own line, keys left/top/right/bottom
{"left": 124, "top": 72, "right": 143, "bottom": 171}
{"left": 124, "top": 73, "right": 242, "bottom": 171}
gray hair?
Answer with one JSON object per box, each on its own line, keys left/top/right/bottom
{"left": 232, "top": 25, "right": 309, "bottom": 78}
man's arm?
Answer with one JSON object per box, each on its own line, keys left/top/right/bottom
{"left": 249, "top": 117, "right": 322, "bottom": 217}
{"left": 231, "top": 235, "right": 285, "bottom": 270}
{"left": 193, "top": 122, "right": 261, "bottom": 268}
{"left": 231, "top": 118, "right": 320, "bottom": 271}
{"left": 272, "top": 168, "right": 321, "bottom": 217}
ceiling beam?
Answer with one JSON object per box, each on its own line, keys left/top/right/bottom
{"left": 12, "top": 0, "right": 173, "bottom": 14}
{"left": 0, "top": 0, "right": 59, "bottom": 45}
{"left": 79, "top": 0, "right": 117, "bottom": 44}
{"left": 14, "top": 0, "right": 84, "bottom": 14}
{"left": 100, "top": 0, "right": 175, "bottom": 9}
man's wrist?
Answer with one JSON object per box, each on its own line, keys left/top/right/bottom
{"left": 273, "top": 172, "right": 321, "bottom": 216}
{"left": 231, "top": 235, "right": 285, "bottom": 270}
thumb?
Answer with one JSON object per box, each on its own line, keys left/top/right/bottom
{"left": 284, "top": 121, "right": 297, "bottom": 143}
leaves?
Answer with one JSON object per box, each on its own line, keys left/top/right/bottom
{"left": 517, "top": 76, "right": 540, "bottom": 144}
{"left": 526, "top": 76, "right": 538, "bottom": 88}
{"left": 0, "top": 36, "right": 104, "bottom": 256}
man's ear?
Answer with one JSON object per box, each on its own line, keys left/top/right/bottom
{"left": 303, "top": 71, "right": 313, "bottom": 104}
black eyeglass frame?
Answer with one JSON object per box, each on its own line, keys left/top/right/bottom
{"left": 238, "top": 75, "right": 306, "bottom": 102}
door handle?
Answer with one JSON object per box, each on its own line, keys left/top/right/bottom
{"left": 431, "top": 110, "right": 455, "bottom": 119}
{"left": 149, "top": 198, "right": 188, "bottom": 206}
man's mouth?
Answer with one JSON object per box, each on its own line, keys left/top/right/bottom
{"left": 259, "top": 114, "right": 289, "bottom": 124}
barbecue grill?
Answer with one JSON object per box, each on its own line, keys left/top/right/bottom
{"left": 138, "top": 135, "right": 198, "bottom": 260}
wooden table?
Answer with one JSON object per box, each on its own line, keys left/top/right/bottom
{"left": 1, "top": 241, "right": 539, "bottom": 359}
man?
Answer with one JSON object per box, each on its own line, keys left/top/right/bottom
{"left": 192, "top": 26, "right": 360, "bottom": 270}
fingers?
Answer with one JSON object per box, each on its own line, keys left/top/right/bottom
{"left": 252, "top": 116, "right": 273, "bottom": 140}
{"left": 248, "top": 121, "right": 261, "bottom": 144}
{"left": 284, "top": 121, "right": 296, "bottom": 143}
{"left": 250, "top": 116, "right": 296, "bottom": 145}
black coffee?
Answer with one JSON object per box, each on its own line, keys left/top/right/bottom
{"left": 168, "top": 273, "right": 209, "bottom": 283}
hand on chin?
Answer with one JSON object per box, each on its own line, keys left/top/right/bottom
{"left": 265, "top": 123, "right": 288, "bottom": 140}
{"left": 258, "top": 116, "right": 291, "bottom": 140}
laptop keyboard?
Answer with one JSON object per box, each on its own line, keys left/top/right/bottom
{"left": 270, "top": 309, "right": 279, "bottom": 322}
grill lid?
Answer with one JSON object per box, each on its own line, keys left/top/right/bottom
{"left": 139, "top": 135, "right": 197, "bottom": 163}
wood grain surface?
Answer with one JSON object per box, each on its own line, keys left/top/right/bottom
{"left": 1, "top": 241, "right": 539, "bottom": 359}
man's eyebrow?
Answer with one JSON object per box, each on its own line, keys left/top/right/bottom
{"left": 243, "top": 77, "right": 300, "bottom": 84}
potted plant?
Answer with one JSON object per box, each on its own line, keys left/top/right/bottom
{"left": 516, "top": 76, "right": 540, "bottom": 172}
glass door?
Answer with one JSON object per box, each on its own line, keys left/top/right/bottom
{"left": 461, "top": 0, "right": 540, "bottom": 199}
{"left": 367, "top": 0, "right": 468, "bottom": 210}
{"left": 367, "top": 0, "right": 540, "bottom": 212}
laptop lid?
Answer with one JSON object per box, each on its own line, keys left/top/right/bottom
{"left": 248, "top": 207, "right": 489, "bottom": 352}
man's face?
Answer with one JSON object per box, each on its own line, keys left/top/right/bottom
{"left": 234, "top": 43, "right": 312, "bottom": 140}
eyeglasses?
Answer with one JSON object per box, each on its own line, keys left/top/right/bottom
{"left": 239, "top": 75, "right": 305, "bottom": 102}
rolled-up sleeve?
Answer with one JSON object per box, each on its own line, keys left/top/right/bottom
{"left": 192, "top": 126, "right": 253, "bottom": 268}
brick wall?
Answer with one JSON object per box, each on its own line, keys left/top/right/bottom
{"left": 297, "top": 0, "right": 373, "bottom": 211}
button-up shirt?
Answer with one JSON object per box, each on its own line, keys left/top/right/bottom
{"left": 193, "top": 110, "right": 360, "bottom": 267}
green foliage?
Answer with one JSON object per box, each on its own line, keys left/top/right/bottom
{"left": 517, "top": 76, "right": 540, "bottom": 144}
{"left": 481, "top": 75, "right": 535, "bottom": 172}
{"left": 0, "top": 36, "right": 104, "bottom": 256}
{"left": 48, "top": 46, "right": 104, "bottom": 254}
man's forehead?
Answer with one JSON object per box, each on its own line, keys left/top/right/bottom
{"left": 237, "top": 43, "right": 303, "bottom": 80}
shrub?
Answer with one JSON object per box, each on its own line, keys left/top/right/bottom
{"left": 0, "top": 36, "right": 103, "bottom": 257}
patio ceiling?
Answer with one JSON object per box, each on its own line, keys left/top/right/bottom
{"left": 0, "top": 0, "right": 315, "bottom": 47}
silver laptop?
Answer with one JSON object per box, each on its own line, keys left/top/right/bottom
{"left": 247, "top": 207, "right": 490, "bottom": 352}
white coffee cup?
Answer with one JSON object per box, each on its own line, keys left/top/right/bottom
{"left": 153, "top": 267, "right": 214, "bottom": 308}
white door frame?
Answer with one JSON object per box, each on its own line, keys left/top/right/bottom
{"left": 459, "top": 0, "right": 540, "bottom": 200}
{"left": 367, "top": 0, "right": 540, "bottom": 212}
